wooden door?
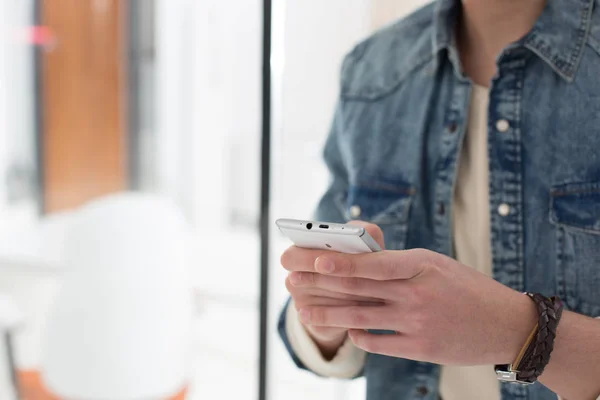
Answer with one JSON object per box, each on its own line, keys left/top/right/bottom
{"left": 40, "top": 0, "right": 128, "bottom": 212}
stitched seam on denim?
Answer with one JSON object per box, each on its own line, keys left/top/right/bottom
{"left": 587, "top": 34, "right": 600, "bottom": 56}
{"left": 567, "top": 0, "right": 594, "bottom": 72}
{"left": 551, "top": 221, "right": 600, "bottom": 235}
{"left": 554, "top": 225, "right": 568, "bottom": 308}
{"left": 342, "top": 54, "right": 436, "bottom": 102}
{"left": 514, "top": 65, "right": 525, "bottom": 292}
{"left": 549, "top": 195, "right": 600, "bottom": 233}
{"left": 552, "top": 187, "right": 600, "bottom": 197}
{"left": 353, "top": 183, "right": 416, "bottom": 195}
{"left": 523, "top": 0, "right": 593, "bottom": 81}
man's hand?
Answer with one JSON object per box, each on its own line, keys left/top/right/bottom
{"left": 286, "top": 243, "right": 538, "bottom": 366}
{"left": 281, "top": 221, "right": 386, "bottom": 359}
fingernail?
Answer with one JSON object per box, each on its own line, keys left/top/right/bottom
{"left": 315, "top": 257, "right": 335, "bottom": 274}
{"left": 289, "top": 272, "right": 301, "bottom": 285}
{"left": 298, "top": 309, "right": 310, "bottom": 323}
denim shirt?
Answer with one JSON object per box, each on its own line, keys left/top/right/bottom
{"left": 278, "top": 0, "right": 600, "bottom": 399}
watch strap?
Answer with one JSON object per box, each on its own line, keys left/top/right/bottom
{"left": 495, "top": 293, "right": 563, "bottom": 385}
{"left": 514, "top": 293, "right": 563, "bottom": 383}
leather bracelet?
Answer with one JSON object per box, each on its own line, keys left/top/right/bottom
{"left": 495, "top": 293, "right": 563, "bottom": 384}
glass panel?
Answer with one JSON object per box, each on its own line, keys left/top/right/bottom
{"left": 268, "top": 1, "right": 429, "bottom": 399}
{"left": 0, "top": 1, "right": 261, "bottom": 399}
{"left": 0, "top": 0, "right": 39, "bottom": 233}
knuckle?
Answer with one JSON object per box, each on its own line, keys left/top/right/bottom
{"left": 382, "top": 258, "right": 397, "bottom": 280}
{"left": 359, "top": 336, "right": 378, "bottom": 353}
{"left": 309, "top": 326, "right": 327, "bottom": 336}
{"left": 341, "top": 276, "right": 362, "bottom": 291}
{"left": 412, "top": 248, "right": 429, "bottom": 256}
{"left": 349, "top": 308, "right": 368, "bottom": 327}
{"left": 414, "top": 338, "right": 436, "bottom": 359}
{"left": 311, "top": 308, "right": 326, "bottom": 325}
{"left": 367, "top": 223, "right": 384, "bottom": 239}
{"left": 372, "top": 223, "right": 384, "bottom": 237}
{"left": 407, "top": 282, "right": 430, "bottom": 305}
{"left": 293, "top": 299, "right": 308, "bottom": 311}
{"left": 413, "top": 248, "right": 436, "bottom": 266}
{"left": 310, "top": 326, "right": 337, "bottom": 338}
{"left": 409, "top": 310, "right": 431, "bottom": 334}
{"left": 280, "top": 248, "right": 295, "bottom": 270}
{"left": 285, "top": 276, "right": 294, "bottom": 292}
{"left": 341, "top": 257, "right": 357, "bottom": 277}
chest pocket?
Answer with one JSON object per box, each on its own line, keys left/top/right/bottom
{"left": 337, "top": 181, "right": 414, "bottom": 250}
{"left": 550, "top": 181, "right": 600, "bottom": 317}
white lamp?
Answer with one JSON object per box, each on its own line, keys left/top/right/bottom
{"left": 40, "top": 193, "right": 192, "bottom": 399}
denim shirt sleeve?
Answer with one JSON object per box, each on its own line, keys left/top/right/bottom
{"left": 278, "top": 101, "right": 365, "bottom": 378}
{"left": 277, "top": 297, "right": 308, "bottom": 370}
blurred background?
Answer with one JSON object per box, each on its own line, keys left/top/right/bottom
{"left": 0, "top": 0, "right": 427, "bottom": 399}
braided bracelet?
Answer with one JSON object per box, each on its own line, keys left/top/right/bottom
{"left": 495, "top": 293, "right": 564, "bottom": 385}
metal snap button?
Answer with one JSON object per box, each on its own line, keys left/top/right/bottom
{"left": 498, "top": 203, "right": 511, "bottom": 216}
{"left": 349, "top": 205, "right": 361, "bottom": 218}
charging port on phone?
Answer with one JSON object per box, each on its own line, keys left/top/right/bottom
{"left": 319, "top": 224, "right": 329, "bottom": 229}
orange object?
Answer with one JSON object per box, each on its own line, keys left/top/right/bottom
{"left": 18, "top": 370, "right": 187, "bottom": 400}
{"left": 41, "top": 0, "right": 128, "bottom": 212}
{"left": 17, "top": 370, "right": 59, "bottom": 400}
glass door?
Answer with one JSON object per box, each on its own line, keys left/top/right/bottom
{"left": 268, "top": 1, "right": 429, "bottom": 399}
{"left": 0, "top": 1, "right": 262, "bottom": 399}
{"left": 0, "top": 0, "right": 39, "bottom": 237}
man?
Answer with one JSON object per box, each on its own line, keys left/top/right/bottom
{"left": 278, "top": 0, "right": 600, "bottom": 399}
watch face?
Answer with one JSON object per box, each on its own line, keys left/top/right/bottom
{"left": 495, "top": 369, "right": 518, "bottom": 382}
{"left": 495, "top": 368, "right": 535, "bottom": 385}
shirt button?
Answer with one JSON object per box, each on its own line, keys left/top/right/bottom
{"left": 416, "top": 386, "right": 429, "bottom": 396}
{"left": 496, "top": 119, "right": 510, "bottom": 133}
{"left": 498, "top": 203, "right": 511, "bottom": 216}
{"left": 437, "top": 202, "right": 445, "bottom": 216}
{"left": 349, "top": 205, "right": 362, "bottom": 218}
{"left": 447, "top": 123, "right": 458, "bottom": 134}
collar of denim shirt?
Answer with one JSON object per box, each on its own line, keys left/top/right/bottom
{"left": 432, "top": 0, "right": 595, "bottom": 82}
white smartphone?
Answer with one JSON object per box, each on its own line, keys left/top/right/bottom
{"left": 275, "top": 218, "right": 381, "bottom": 254}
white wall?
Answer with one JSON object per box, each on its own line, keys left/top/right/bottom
{"left": 157, "top": 0, "right": 262, "bottom": 230}
{"left": 152, "top": 0, "right": 436, "bottom": 232}
{"left": 0, "top": 5, "right": 44, "bottom": 397}
{"left": 154, "top": 0, "right": 192, "bottom": 219}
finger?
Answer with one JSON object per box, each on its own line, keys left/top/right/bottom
{"left": 281, "top": 246, "right": 329, "bottom": 272}
{"left": 286, "top": 276, "right": 386, "bottom": 304}
{"left": 287, "top": 274, "right": 377, "bottom": 299}
{"left": 347, "top": 220, "right": 385, "bottom": 249}
{"left": 298, "top": 305, "right": 398, "bottom": 330}
{"left": 314, "top": 249, "right": 427, "bottom": 280}
{"left": 289, "top": 271, "right": 390, "bottom": 298}
{"left": 288, "top": 286, "right": 385, "bottom": 305}
{"left": 295, "top": 296, "right": 385, "bottom": 308}
{"left": 347, "top": 329, "right": 423, "bottom": 361}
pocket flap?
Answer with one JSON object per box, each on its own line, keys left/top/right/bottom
{"left": 339, "top": 181, "right": 415, "bottom": 224}
{"left": 550, "top": 181, "right": 600, "bottom": 233}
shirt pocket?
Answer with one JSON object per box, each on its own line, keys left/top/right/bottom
{"left": 550, "top": 181, "right": 600, "bottom": 317}
{"left": 335, "top": 180, "right": 414, "bottom": 250}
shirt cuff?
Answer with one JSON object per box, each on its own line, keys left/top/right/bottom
{"left": 285, "top": 300, "right": 366, "bottom": 378}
